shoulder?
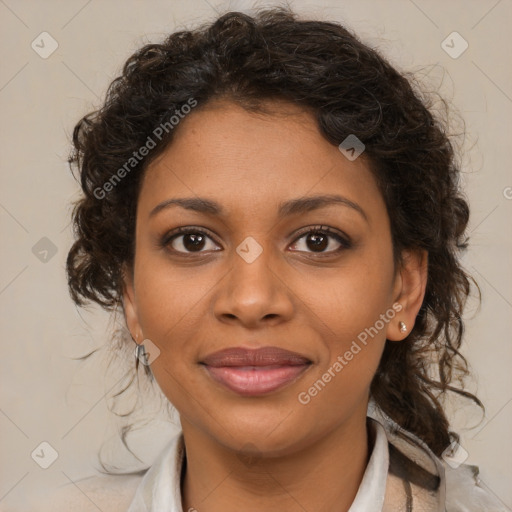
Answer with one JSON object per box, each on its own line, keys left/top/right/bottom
{"left": 368, "top": 403, "right": 507, "bottom": 511}
{"left": 444, "top": 462, "right": 508, "bottom": 512}
{"left": 10, "top": 473, "right": 145, "bottom": 512}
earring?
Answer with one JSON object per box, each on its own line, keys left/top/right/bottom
{"left": 133, "top": 335, "right": 154, "bottom": 380}
{"left": 134, "top": 342, "right": 146, "bottom": 362}
{"left": 399, "top": 321, "right": 407, "bottom": 333}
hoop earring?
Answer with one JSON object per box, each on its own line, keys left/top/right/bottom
{"left": 134, "top": 343, "right": 146, "bottom": 361}
{"left": 399, "top": 321, "right": 407, "bottom": 333}
{"left": 133, "top": 337, "right": 154, "bottom": 380}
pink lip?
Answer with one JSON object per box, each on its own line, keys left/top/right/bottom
{"left": 201, "top": 347, "right": 312, "bottom": 396}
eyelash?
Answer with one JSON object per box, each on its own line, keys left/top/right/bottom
{"left": 160, "top": 225, "right": 352, "bottom": 258}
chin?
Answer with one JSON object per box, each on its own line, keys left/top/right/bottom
{"left": 210, "top": 408, "right": 314, "bottom": 456}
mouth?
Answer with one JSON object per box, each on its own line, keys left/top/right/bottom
{"left": 200, "top": 346, "right": 312, "bottom": 396}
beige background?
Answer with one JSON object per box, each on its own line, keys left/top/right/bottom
{"left": 1, "top": 0, "right": 511, "bottom": 509}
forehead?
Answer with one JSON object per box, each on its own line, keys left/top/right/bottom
{"left": 138, "top": 99, "right": 385, "bottom": 223}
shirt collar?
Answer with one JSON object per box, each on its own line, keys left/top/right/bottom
{"left": 348, "top": 418, "right": 389, "bottom": 512}
{"left": 126, "top": 432, "right": 184, "bottom": 511}
{"left": 126, "top": 416, "right": 389, "bottom": 512}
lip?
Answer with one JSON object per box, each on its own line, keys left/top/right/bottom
{"left": 201, "top": 346, "right": 312, "bottom": 396}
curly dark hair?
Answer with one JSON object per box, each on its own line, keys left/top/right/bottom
{"left": 66, "top": 6, "right": 483, "bottom": 467}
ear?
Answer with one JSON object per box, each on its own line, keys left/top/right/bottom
{"left": 121, "top": 263, "right": 143, "bottom": 343}
{"left": 386, "top": 248, "right": 428, "bottom": 341}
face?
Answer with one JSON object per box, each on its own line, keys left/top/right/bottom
{"left": 123, "top": 99, "right": 426, "bottom": 457}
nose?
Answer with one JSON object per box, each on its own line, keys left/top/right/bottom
{"left": 212, "top": 241, "right": 295, "bottom": 329}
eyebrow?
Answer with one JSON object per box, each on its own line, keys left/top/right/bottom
{"left": 149, "top": 194, "right": 368, "bottom": 222}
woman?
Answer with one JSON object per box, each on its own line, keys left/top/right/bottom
{"left": 59, "top": 7, "right": 505, "bottom": 512}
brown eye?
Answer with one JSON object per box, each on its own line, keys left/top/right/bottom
{"left": 304, "top": 232, "right": 329, "bottom": 252}
{"left": 178, "top": 232, "right": 207, "bottom": 252}
{"left": 289, "top": 226, "right": 351, "bottom": 255}
{"left": 163, "top": 228, "right": 221, "bottom": 254}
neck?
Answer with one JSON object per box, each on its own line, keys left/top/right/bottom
{"left": 180, "top": 410, "right": 371, "bottom": 512}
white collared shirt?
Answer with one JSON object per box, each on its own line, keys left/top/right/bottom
{"left": 28, "top": 404, "right": 508, "bottom": 512}
{"left": 126, "top": 419, "right": 390, "bottom": 512}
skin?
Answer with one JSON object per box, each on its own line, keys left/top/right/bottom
{"left": 123, "top": 99, "right": 428, "bottom": 512}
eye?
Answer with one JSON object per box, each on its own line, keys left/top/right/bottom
{"left": 161, "top": 225, "right": 352, "bottom": 257}
{"left": 162, "top": 227, "right": 221, "bottom": 254}
{"left": 289, "top": 225, "right": 351, "bottom": 256}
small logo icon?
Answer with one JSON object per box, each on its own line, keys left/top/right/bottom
{"left": 503, "top": 186, "right": 512, "bottom": 200}
{"left": 135, "top": 339, "right": 161, "bottom": 366}
{"left": 31, "top": 441, "right": 59, "bottom": 469}
{"left": 338, "top": 134, "right": 365, "bottom": 161}
{"left": 441, "top": 32, "right": 468, "bottom": 59}
{"left": 31, "top": 32, "right": 59, "bottom": 59}
{"left": 236, "top": 236, "right": 263, "bottom": 263}
{"left": 442, "top": 440, "right": 469, "bottom": 468}
{"left": 32, "top": 237, "right": 58, "bottom": 263}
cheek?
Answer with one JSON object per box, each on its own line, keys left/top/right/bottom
{"left": 132, "top": 262, "right": 207, "bottom": 408}
{"left": 291, "top": 245, "right": 394, "bottom": 403}
{"left": 133, "top": 249, "right": 214, "bottom": 335}
{"left": 131, "top": 255, "right": 213, "bottom": 382}
{"left": 293, "top": 254, "right": 394, "bottom": 348}
{"left": 296, "top": 286, "right": 388, "bottom": 429}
